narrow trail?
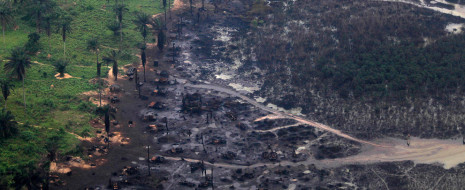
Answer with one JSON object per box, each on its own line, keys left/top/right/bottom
{"left": 185, "top": 83, "right": 388, "bottom": 148}
{"left": 375, "top": 0, "right": 465, "bottom": 19}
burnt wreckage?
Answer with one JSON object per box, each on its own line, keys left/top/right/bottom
{"left": 181, "top": 93, "right": 221, "bottom": 114}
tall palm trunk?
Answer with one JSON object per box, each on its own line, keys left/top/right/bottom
{"left": 119, "top": 22, "right": 122, "bottom": 50}
{"left": 2, "top": 22, "right": 5, "bottom": 45}
{"left": 164, "top": 8, "right": 167, "bottom": 29}
{"left": 96, "top": 53, "right": 100, "bottom": 77}
{"left": 63, "top": 41, "right": 66, "bottom": 59}
{"left": 4, "top": 99, "right": 7, "bottom": 109}
{"left": 96, "top": 53, "right": 102, "bottom": 107}
{"left": 99, "top": 86, "right": 102, "bottom": 106}
{"left": 22, "top": 77, "right": 26, "bottom": 109}
{"left": 98, "top": 79, "right": 102, "bottom": 107}
{"left": 36, "top": 11, "right": 41, "bottom": 33}
{"left": 48, "top": 36, "right": 51, "bottom": 53}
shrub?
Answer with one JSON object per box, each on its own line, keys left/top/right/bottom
{"left": 24, "top": 33, "right": 41, "bottom": 55}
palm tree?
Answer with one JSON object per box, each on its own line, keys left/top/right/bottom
{"left": 105, "top": 110, "right": 110, "bottom": 148}
{"left": 28, "top": 0, "right": 56, "bottom": 33}
{"left": 58, "top": 16, "right": 72, "bottom": 59}
{"left": 190, "top": 0, "right": 193, "bottom": 15}
{"left": 87, "top": 38, "right": 101, "bottom": 77}
{"left": 168, "top": 0, "right": 171, "bottom": 19}
{"left": 150, "top": 17, "right": 164, "bottom": 32}
{"left": 107, "top": 21, "right": 120, "bottom": 36}
{"left": 103, "top": 50, "right": 121, "bottom": 81}
{"left": 113, "top": 4, "right": 128, "bottom": 49}
{"left": 0, "top": 78, "right": 14, "bottom": 109}
{"left": 0, "top": 108, "right": 17, "bottom": 139}
{"left": 133, "top": 12, "right": 151, "bottom": 43}
{"left": 157, "top": 29, "right": 165, "bottom": 51}
{"left": 87, "top": 37, "right": 103, "bottom": 106}
{"left": 43, "top": 10, "right": 59, "bottom": 52}
{"left": 0, "top": 1, "right": 15, "bottom": 45}
{"left": 44, "top": 132, "right": 62, "bottom": 189}
{"left": 4, "top": 47, "right": 32, "bottom": 109}
{"left": 53, "top": 59, "right": 68, "bottom": 77}
{"left": 140, "top": 45, "right": 147, "bottom": 82}
{"left": 162, "top": 0, "right": 167, "bottom": 27}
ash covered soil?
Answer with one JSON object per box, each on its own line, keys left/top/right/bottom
{"left": 53, "top": 0, "right": 465, "bottom": 189}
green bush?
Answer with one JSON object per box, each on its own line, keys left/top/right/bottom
{"left": 24, "top": 33, "right": 41, "bottom": 55}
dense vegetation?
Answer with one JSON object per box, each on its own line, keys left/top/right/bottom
{"left": 248, "top": 0, "right": 465, "bottom": 101}
{"left": 228, "top": 0, "right": 465, "bottom": 139}
{"left": 0, "top": 0, "right": 165, "bottom": 188}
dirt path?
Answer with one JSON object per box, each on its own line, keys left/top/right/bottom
{"left": 375, "top": 0, "right": 465, "bottom": 18}
{"left": 184, "top": 83, "right": 387, "bottom": 147}
{"left": 181, "top": 83, "right": 465, "bottom": 169}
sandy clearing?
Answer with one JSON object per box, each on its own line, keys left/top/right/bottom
{"left": 55, "top": 73, "right": 78, "bottom": 79}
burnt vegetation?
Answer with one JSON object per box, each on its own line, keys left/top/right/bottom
{"left": 236, "top": 0, "right": 465, "bottom": 139}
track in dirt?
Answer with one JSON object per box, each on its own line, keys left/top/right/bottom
{"left": 183, "top": 83, "right": 465, "bottom": 169}
{"left": 376, "top": 0, "right": 465, "bottom": 18}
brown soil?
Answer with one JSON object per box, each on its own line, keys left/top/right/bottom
{"left": 54, "top": 73, "right": 77, "bottom": 79}
{"left": 53, "top": 0, "right": 186, "bottom": 189}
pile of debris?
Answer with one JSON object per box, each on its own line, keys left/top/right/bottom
{"left": 155, "top": 70, "right": 170, "bottom": 84}
{"left": 182, "top": 93, "right": 203, "bottom": 113}
{"left": 262, "top": 151, "right": 278, "bottom": 161}
{"left": 141, "top": 110, "right": 157, "bottom": 122}
{"left": 148, "top": 101, "right": 165, "bottom": 110}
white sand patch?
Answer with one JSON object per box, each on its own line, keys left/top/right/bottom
{"left": 379, "top": 0, "right": 465, "bottom": 19}
{"left": 215, "top": 73, "right": 233, "bottom": 80}
{"left": 228, "top": 83, "right": 260, "bottom": 93}
{"left": 339, "top": 137, "right": 465, "bottom": 169}
{"left": 295, "top": 146, "right": 306, "bottom": 154}
{"left": 445, "top": 23, "right": 464, "bottom": 34}
{"left": 55, "top": 73, "right": 78, "bottom": 79}
{"left": 232, "top": 58, "right": 243, "bottom": 70}
{"left": 266, "top": 103, "right": 305, "bottom": 116}
{"left": 213, "top": 27, "right": 237, "bottom": 42}
{"left": 287, "top": 184, "right": 297, "bottom": 190}
{"left": 255, "top": 97, "right": 267, "bottom": 103}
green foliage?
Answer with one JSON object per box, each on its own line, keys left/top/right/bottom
{"left": 317, "top": 34, "right": 465, "bottom": 99}
{"left": 86, "top": 37, "right": 101, "bottom": 77}
{"left": 0, "top": 0, "right": 15, "bottom": 44}
{"left": 0, "top": 108, "right": 17, "bottom": 139}
{"left": 0, "top": 0, "right": 165, "bottom": 188}
{"left": 24, "top": 32, "right": 41, "bottom": 55}
{"left": 151, "top": 17, "right": 164, "bottom": 31}
{"left": 250, "top": 18, "right": 264, "bottom": 27}
{"left": 58, "top": 14, "right": 72, "bottom": 42}
{"left": 53, "top": 59, "right": 68, "bottom": 77}
{"left": 114, "top": 3, "right": 128, "bottom": 24}
{"left": 133, "top": 11, "right": 151, "bottom": 41}
{"left": 4, "top": 47, "right": 32, "bottom": 81}
{"left": 247, "top": 0, "right": 272, "bottom": 18}
{"left": 107, "top": 21, "right": 121, "bottom": 36}
{"left": 103, "top": 50, "right": 121, "bottom": 80}
{"left": 0, "top": 78, "right": 14, "bottom": 106}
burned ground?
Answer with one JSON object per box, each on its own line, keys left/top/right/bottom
{"left": 52, "top": 0, "right": 465, "bottom": 189}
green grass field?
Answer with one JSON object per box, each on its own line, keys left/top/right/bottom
{"left": 0, "top": 0, "right": 166, "bottom": 187}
